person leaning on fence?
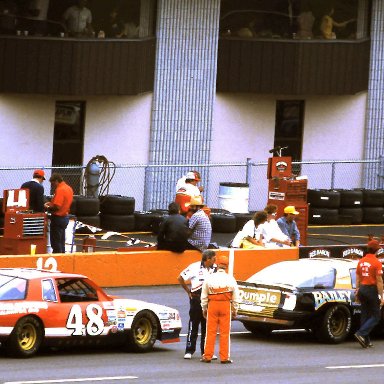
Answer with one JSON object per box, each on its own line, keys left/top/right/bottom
{"left": 157, "top": 202, "right": 189, "bottom": 253}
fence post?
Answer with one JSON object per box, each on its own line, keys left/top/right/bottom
{"left": 379, "top": 155, "right": 384, "bottom": 189}
{"left": 246, "top": 158, "right": 252, "bottom": 184}
{"left": 330, "top": 161, "right": 336, "bottom": 189}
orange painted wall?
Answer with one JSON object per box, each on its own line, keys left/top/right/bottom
{"left": 0, "top": 247, "right": 298, "bottom": 287}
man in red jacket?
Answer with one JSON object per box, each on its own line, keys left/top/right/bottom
{"left": 354, "top": 239, "right": 384, "bottom": 348}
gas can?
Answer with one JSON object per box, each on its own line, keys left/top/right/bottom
{"left": 82, "top": 235, "right": 96, "bottom": 252}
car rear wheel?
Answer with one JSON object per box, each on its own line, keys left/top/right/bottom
{"left": 241, "top": 321, "right": 274, "bottom": 336}
{"left": 314, "top": 305, "right": 351, "bottom": 344}
{"left": 126, "top": 310, "right": 158, "bottom": 352}
{"left": 7, "top": 316, "right": 43, "bottom": 358}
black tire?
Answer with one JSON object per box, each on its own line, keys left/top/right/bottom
{"left": 74, "top": 196, "right": 100, "bottom": 216}
{"left": 313, "top": 305, "right": 351, "bottom": 344}
{"left": 7, "top": 316, "right": 43, "bottom": 357}
{"left": 338, "top": 208, "right": 363, "bottom": 224}
{"left": 125, "top": 310, "right": 158, "bottom": 353}
{"left": 210, "top": 213, "right": 237, "bottom": 233}
{"left": 149, "top": 210, "right": 168, "bottom": 234}
{"left": 307, "top": 189, "right": 341, "bottom": 208}
{"left": 210, "top": 208, "right": 231, "bottom": 214}
{"left": 134, "top": 211, "right": 157, "bottom": 231}
{"left": 361, "top": 189, "right": 384, "bottom": 207}
{"left": 75, "top": 215, "right": 101, "bottom": 233}
{"left": 242, "top": 321, "right": 274, "bottom": 337}
{"left": 362, "top": 207, "right": 384, "bottom": 224}
{"left": 234, "top": 213, "right": 254, "bottom": 231}
{"left": 100, "top": 195, "right": 135, "bottom": 215}
{"left": 308, "top": 208, "right": 339, "bottom": 225}
{"left": 337, "top": 189, "right": 363, "bottom": 208}
{"left": 100, "top": 213, "right": 135, "bottom": 232}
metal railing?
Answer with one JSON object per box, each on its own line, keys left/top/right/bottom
{"left": 0, "top": 157, "right": 382, "bottom": 212}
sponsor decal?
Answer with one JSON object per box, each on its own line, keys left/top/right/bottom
{"left": 342, "top": 248, "right": 364, "bottom": 258}
{"left": 0, "top": 302, "right": 48, "bottom": 315}
{"left": 268, "top": 191, "right": 285, "bottom": 200}
{"left": 239, "top": 288, "right": 280, "bottom": 306}
{"left": 276, "top": 161, "right": 288, "bottom": 172}
{"left": 309, "top": 249, "right": 331, "bottom": 258}
{"left": 312, "top": 290, "right": 352, "bottom": 309}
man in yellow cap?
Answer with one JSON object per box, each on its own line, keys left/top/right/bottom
{"left": 200, "top": 254, "right": 239, "bottom": 364}
{"left": 276, "top": 205, "right": 300, "bottom": 246}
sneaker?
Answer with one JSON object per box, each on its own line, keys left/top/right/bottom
{"left": 200, "top": 358, "right": 211, "bottom": 363}
{"left": 212, "top": 355, "right": 218, "bottom": 360}
{"left": 354, "top": 333, "right": 368, "bottom": 348}
{"left": 184, "top": 353, "right": 192, "bottom": 359}
{"left": 221, "top": 360, "right": 233, "bottom": 364}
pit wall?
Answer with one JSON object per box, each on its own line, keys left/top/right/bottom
{"left": 0, "top": 247, "right": 299, "bottom": 287}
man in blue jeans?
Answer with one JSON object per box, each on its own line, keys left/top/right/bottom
{"left": 354, "top": 239, "right": 384, "bottom": 348}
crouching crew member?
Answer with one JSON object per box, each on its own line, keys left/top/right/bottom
{"left": 201, "top": 255, "right": 239, "bottom": 364}
{"left": 177, "top": 250, "right": 217, "bottom": 360}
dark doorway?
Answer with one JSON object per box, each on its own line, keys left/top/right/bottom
{"left": 274, "top": 100, "right": 304, "bottom": 175}
{"left": 52, "top": 101, "right": 85, "bottom": 194}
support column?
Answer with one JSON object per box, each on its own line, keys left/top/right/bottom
{"left": 363, "top": 0, "right": 384, "bottom": 189}
{"left": 144, "top": 0, "right": 220, "bottom": 210}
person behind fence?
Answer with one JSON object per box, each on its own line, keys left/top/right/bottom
{"left": 354, "top": 239, "right": 384, "bottom": 348}
{"left": 177, "top": 250, "right": 217, "bottom": 360}
{"left": 157, "top": 202, "right": 189, "bottom": 253}
{"left": 200, "top": 254, "right": 239, "bottom": 364}
{"left": 21, "top": 169, "right": 45, "bottom": 212}
{"left": 175, "top": 171, "right": 203, "bottom": 215}
{"left": 185, "top": 197, "right": 212, "bottom": 252}
{"left": 277, "top": 206, "right": 300, "bottom": 246}
{"left": 260, "top": 204, "right": 291, "bottom": 248}
{"left": 44, "top": 173, "right": 73, "bottom": 253}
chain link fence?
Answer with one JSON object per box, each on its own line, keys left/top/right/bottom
{"left": 0, "top": 158, "right": 382, "bottom": 212}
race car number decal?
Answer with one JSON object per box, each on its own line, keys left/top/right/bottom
{"left": 36, "top": 257, "right": 58, "bottom": 272}
{"left": 66, "top": 304, "right": 105, "bottom": 336}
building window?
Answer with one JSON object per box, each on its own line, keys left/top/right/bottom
{"left": 274, "top": 100, "right": 304, "bottom": 173}
{"left": 220, "top": 0, "right": 365, "bottom": 41}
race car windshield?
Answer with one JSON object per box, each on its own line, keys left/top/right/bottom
{"left": 0, "top": 276, "right": 27, "bottom": 300}
{"left": 246, "top": 261, "right": 336, "bottom": 289}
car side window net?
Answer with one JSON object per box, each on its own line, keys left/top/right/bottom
{"left": 57, "top": 278, "right": 99, "bottom": 303}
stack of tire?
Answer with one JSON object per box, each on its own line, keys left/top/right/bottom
{"left": 134, "top": 209, "right": 169, "bottom": 234}
{"left": 308, "top": 189, "right": 384, "bottom": 225}
{"left": 307, "top": 189, "right": 340, "bottom": 225}
{"left": 359, "top": 189, "right": 384, "bottom": 224}
{"left": 209, "top": 209, "right": 237, "bottom": 233}
{"left": 70, "top": 196, "right": 101, "bottom": 233}
{"left": 99, "top": 195, "right": 135, "bottom": 232}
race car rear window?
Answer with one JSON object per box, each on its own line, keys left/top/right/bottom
{"left": 0, "top": 276, "right": 27, "bottom": 301}
{"left": 56, "top": 278, "right": 99, "bottom": 302}
{"left": 246, "top": 261, "right": 336, "bottom": 289}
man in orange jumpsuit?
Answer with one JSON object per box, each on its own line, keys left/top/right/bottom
{"left": 200, "top": 254, "right": 239, "bottom": 364}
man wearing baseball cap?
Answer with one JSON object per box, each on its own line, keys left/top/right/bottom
{"left": 20, "top": 169, "right": 46, "bottom": 212}
{"left": 276, "top": 205, "right": 300, "bottom": 246}
{"left": 201, "top": 254, "right": 239, "bottom": 364}
{"left": 354, "top": 239, "right": 384, "bottom": 348}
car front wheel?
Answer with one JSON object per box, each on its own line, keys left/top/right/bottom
{"left": 7, "top": 316, "right": 43, "bottom": 358}
{"left": 125, "top": 310, "right": 158, "bottom": 352}
{"left": 314, "top": 305, "right": 351, "bottom": 344}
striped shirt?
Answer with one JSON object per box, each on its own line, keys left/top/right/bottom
{"left": 188, "top": 209, "right": 212, "bottom": 251}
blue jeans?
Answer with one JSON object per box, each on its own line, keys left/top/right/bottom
{"left": 357, "top": 284, "right": 381, "bottom": 338}
{"left": 50, "top": 215, "right": 69, "bottom": 253}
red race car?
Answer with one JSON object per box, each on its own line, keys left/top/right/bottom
{"left": 0, "top": 268, "right": 182, "bottom": 357}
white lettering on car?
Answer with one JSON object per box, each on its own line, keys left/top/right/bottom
{"left": 36, "top": 257, "right": 58, "bottom": 272}
{"left": 66, "top": 304, "right": 105, "bottom": 336}
{"left": 238, "top": 288, "right": 280, "bottom": 306}
{"left": 312, "top": 290, "right": 352, "bottom": 309}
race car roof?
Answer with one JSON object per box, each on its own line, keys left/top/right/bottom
{"left": 0, "top": 268, "right": 86, "bottom": 280}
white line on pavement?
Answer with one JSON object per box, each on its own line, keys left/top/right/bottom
{"left": 326, "top": 364, "right": 384, "bottom": 370}
{"left": 3, "top": 376, "right": 138, "bottom": 384}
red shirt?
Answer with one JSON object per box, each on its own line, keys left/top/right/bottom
{"left": 356, "top": 253, "right": 383, "bottom": 286}
{"left": 50, "top": 181, "right": 73, "bottom": 217}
